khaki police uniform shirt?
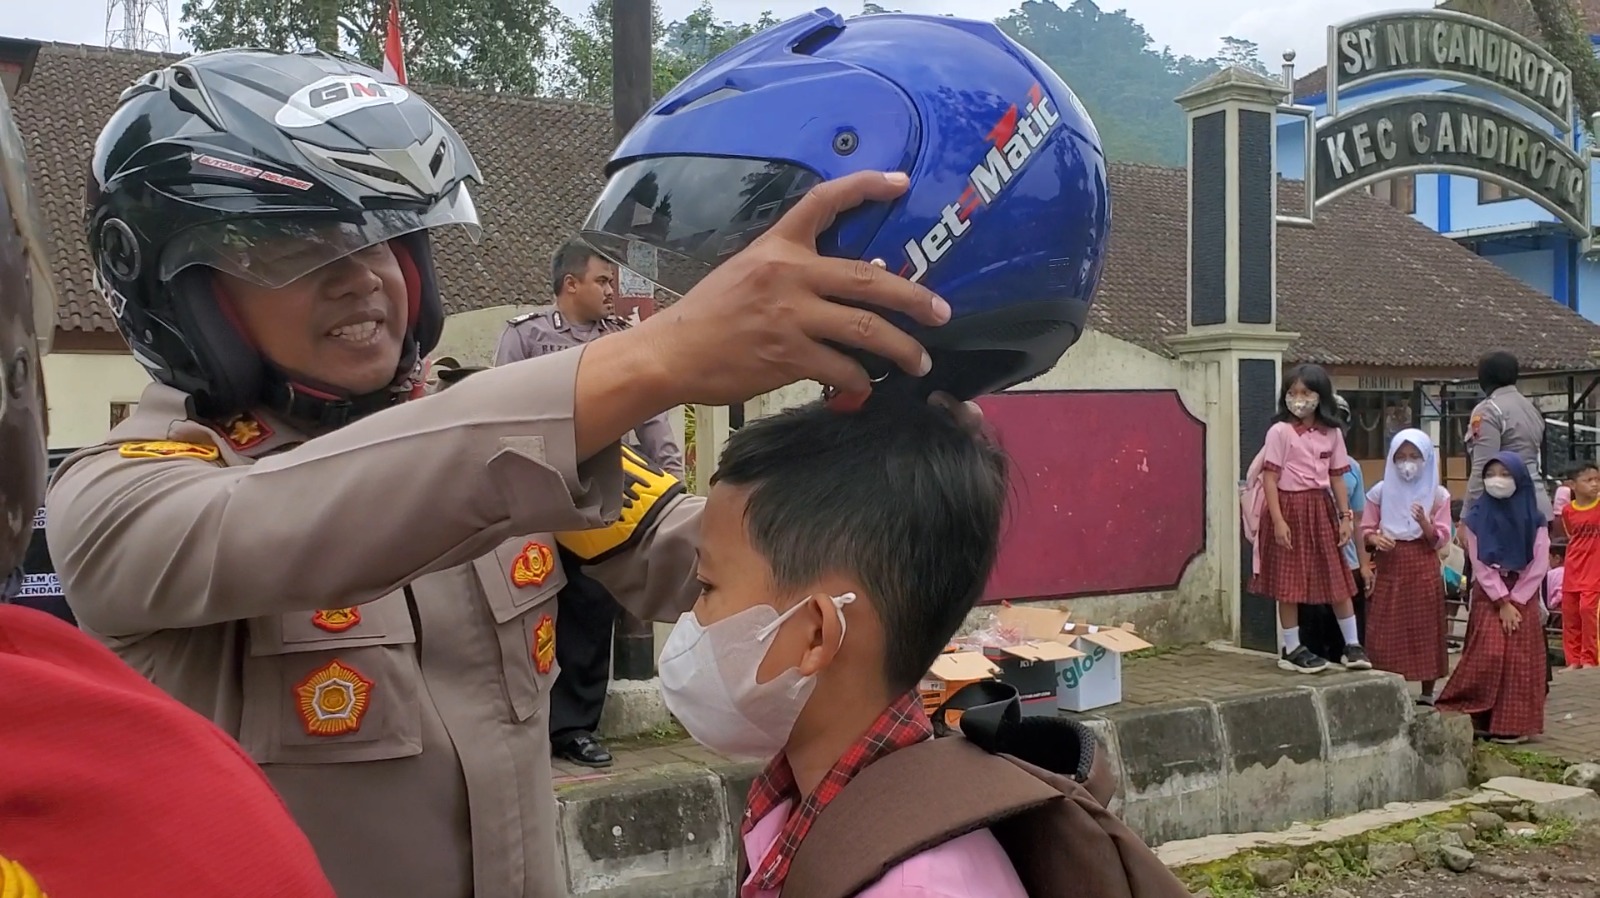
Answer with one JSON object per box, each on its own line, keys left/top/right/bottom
{"left": 44, "top": 347, "right": 704, "bottom": 898}
{"left": 496, "top": 308, "right": 685, "bottom": 476}
{"left": 1466, "top": 385, "right": 1553, "bottom": 519}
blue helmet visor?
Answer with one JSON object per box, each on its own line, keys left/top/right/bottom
{"left": 580, "top": 156, "right": 822, "bottom": 296}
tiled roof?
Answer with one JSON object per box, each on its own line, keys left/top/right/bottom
{"left": 10, "top": 41, "right": 610, "bottom": 334}
{"left": 1291, "top": 0, "right": 1600, "bottom": 102}
{"left": 1096, "top": 164, "right": 1600, "bottom": 369}
{"left": 11, "top": 40, "right": 1600, "bottom": 368}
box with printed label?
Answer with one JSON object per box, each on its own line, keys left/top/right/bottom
{"left": 981, "top": 639, "right": 1084, "bottom": 717}
{"left": 918, "top": 651, "right": 999, "bottom": 725}
{"left": 1055, "top": 622, "right": 1152, "bottom": 712}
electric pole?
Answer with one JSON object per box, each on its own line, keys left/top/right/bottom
{"left": 610, "top": 0, "right": 659, "bottom": 682}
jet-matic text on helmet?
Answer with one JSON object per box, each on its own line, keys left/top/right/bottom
{"left": 901, "top": 85, "right": 1061, "bottom": 284}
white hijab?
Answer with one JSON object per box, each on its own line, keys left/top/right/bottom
{"left": 1374, "top": 428, "right": 1438, "bottom": 541}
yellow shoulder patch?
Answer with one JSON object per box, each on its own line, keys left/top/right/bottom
{"left": 556, "top": 444, "right": 685, "bottom": 564}
{"left": 118, "top": 440, "right": 221, "bottom": 462}
{"left": 0, "top": 853, "right": 48, "bottom": 897}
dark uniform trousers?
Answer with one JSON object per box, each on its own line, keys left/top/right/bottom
{"left": 550, "top": 546, "right": 623, "bottom": 743}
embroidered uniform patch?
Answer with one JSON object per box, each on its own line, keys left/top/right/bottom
{"left": 221, "top": 413, "right": 273, "bottom": 452}
{"left": 311, "top": 607, "right": 361, "bottom": 633}
{"left": 510, "top": 541, "right": 554, "bottom": 588}
{"left": 533, "top": 614, "right": 556, "bottom": 674}
{"left": 118, "top": 440, "right": 220, "bottom": 461}
{"left": 295, "top": 659, "right": 373, "bottom": 737}
{"left": 0, "top": 854, "right": 45, "bottom": 898}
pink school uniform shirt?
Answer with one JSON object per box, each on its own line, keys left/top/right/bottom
{"left": 1261, "top": 421, "right": 1352, "bottom": 491}
{"left": 1359, "top": 483, "right": 1452, "bottom": 546}
{"left": 741, "top": 801, "right": 1028, "bottom": 898}
{"left": 1547, "top": 566, "right": 1565, "bottom": 610}
{"left": 1463, "top": 526, "right": 1552, "bottom": 606}
{"left": 1556, "top": 486, "right": 1572, "bottom": 517}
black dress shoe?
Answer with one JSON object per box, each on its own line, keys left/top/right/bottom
{"left": 556, "top": 733, "right": 614, "bottom": 768}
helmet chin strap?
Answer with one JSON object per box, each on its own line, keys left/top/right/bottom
{"left": 261, "top": 335, "right": 422, "bottom": 431}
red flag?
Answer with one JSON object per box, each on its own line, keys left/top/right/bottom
{"left": 382, "top": 0, "right": 407, "bottom": 84}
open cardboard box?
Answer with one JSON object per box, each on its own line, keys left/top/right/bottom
{"left": 978, "top": 613, "right": 1085, "bottom": 718}
{"left": 917, "top": 650, "right": 999, "bottom": 725}
{"left": 995, "top": 606, "right": 1153, "bottom": 713}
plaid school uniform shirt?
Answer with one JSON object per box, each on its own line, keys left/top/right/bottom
{"left": 740, "top": 690, "right": 933, "bottom": 897}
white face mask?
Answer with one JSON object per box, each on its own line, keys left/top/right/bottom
{"left": 1396, "top": 460, "right": 1421, "bottom": 481}
{"left": 1484, "top": 476, "right": 1517, "bottom": 500}
{"left": 1287, "top": 397, "right": 1319, "bottom": 417}
{"left": 656, "top": 592, "right": 855, "bottom": 759}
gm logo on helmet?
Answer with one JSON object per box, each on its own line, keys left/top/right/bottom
{"left": 901, "top": 84, "right": 1061, "bottom": 284}
{"left": 274, "top": 75, "right": 412, "bottom": 130}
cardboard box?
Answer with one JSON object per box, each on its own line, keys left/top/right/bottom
{"left": 918, "top": 651, "right": 999, "bottom": 725}
{"left": 1055, "top": 622, "right": 1152, "bottom": 712}
{"left": 982, "top": 639, "right": 1084, "bottom": 717}
{"left": 993, "top": 605, "right": 1153, "bottom": 713}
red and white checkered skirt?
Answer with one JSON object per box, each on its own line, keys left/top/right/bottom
{"left": 1436, "top": 580, "right": 1546, "bottom": 738}
{"left": 1250, "top": 489, "right": 1356, "bottom": 605}
{"left": 1365, "top": 537, "right": 1449, "bottom": 681}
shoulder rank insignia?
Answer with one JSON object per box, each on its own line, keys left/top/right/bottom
{"left": 0, "top": 854, "right": 46, "bottom": 898}
{"left": 510, "top": 541, "right": 555, "bottom": 588}
{"left": 533, "top": 614, "right": 556, "bottom": 674}
{"left": 508, "top": 311, "right": 537, "bottom": 325}
{"left": 311, "top": 607, "right": 361, "bottom": 633}
{"left": 295, "top": 659, "right": 373, "bottom": 737}
{"left": 118, "top": 440, "right": 221, "bottom": 462}
{"left": 219, "top": 413, "right": 273, "bottom": 452}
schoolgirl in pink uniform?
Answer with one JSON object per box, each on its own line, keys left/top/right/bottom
{"left": 1253, "top": 364, "right": 1372, "bottom": 674}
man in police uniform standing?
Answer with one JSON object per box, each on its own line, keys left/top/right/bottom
{"left": 495, "top": 238, "right": 684, "bottom": 768}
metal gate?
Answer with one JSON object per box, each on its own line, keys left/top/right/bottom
{"left": 1409, "top": 371, "right": 1598, "bottom": 659}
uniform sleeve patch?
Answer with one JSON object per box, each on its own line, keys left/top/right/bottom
{"left": 118, "top": 440, "right": 221, "bottom": 461}
{"left": 295, "top": 659, "right": 373, "bottom": 736}
{"left": 533, "top": 614, "right": 556, "bottom": 674}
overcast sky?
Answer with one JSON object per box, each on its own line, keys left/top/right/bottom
{"left": 3, "top": 0, "right": 1435, "bottom": 75}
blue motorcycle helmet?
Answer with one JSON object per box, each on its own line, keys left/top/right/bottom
{"left": 581, "top": 8, "right": 1110, "bottom": 401}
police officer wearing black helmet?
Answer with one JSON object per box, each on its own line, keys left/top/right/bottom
{"left": 47, "top": 48, "right": 953, "bottom": 898}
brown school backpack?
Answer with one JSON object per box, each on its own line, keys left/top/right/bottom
{"left": 776, "top": 681, "right": 1194, "bottom": 898}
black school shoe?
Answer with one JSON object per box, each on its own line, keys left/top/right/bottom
{"left": 1279, "top": 645, "right": 1330, "bottom": 674}
{"left": 1341, "top": 644, "right": 1373, "bottom": 670}
{"left": 555, "top": 732, "right": 614, "bottom": 768}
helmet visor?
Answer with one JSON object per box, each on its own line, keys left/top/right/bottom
{"left": 0, "top": 87, "right": 57, "bottom": 355}
{"left": 158, "top": 184, "right": 481, "bottom": 289}
{"left": 580, "top": 157, "right": 821, "bottom": 297}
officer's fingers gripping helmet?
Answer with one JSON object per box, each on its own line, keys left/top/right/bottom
{"left": 0, "top": 83, "right": 54, "bottom": 571}
{"left": 86, "top": 50, "right": 483, "bottom": 425}
{"left": 581, "top": 8, "right": 1110, "bottom": 401}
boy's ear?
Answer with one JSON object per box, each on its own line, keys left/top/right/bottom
{"left": 795, "top": 592, "right": 850, "bottom": 678}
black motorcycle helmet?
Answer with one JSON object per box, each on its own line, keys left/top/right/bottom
{"left": 86, "top": 49, "right": 482, "bottom": 426}
{"left": 0, "top": 82, "right": 54, "bottom": 570}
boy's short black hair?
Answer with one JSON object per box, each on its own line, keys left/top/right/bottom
{"left": 1569, "top": 461, "right": 1600, "bottom": 478}
{"left": 711, "top": 399, "right": 1010, "bottom": 694}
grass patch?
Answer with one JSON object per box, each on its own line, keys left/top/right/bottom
{"left": 1126, "top": 644, "right": 1186, "bottom": 662}
{"left": 1176, "top": 805, "right": 1578, "bottom": 898}
{"left": 1473, "top": 742, "right": 1573, "bottom": 784}
{"left": 606, "top": 720, "right": 688, "bottom": 750}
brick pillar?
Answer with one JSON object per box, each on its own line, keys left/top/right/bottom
{"left": 1167, "top": 68, "right": 1301, "bottom": 653}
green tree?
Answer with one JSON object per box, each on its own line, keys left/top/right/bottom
{"left": 996, "top": 0, "right": 1219, "bottom": 165}
{"left": 546, "top": 0, "right": 777, "bottom": 104}
{"left": 180, "top": 0, "right": 565, "bottom": 93}
{"left": 1216, "top": 36, "right": 1269, "bottom": 76}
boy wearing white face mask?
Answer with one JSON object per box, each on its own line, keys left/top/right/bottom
{"left": 1360, "top": 429, "right": 1453, "bottom": 704}
{"left": 657, "top": 399, "right": 1017, "bottom": 898}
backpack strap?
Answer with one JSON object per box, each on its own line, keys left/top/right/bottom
{"left": 782, "top": 734, "right": 1059, "bottom": 898}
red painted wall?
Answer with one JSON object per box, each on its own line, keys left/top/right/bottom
{"left": 975, "top": 390, "right": 1207, "bottom": 602}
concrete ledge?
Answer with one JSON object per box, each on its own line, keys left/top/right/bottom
{"left": 557, "top": 763, "right": 732, "bottom": 896}
{"left": 554, "top": 669, "right": 1474, "bottom": 893}
{"left": 1074, "top": 670, "right": 1472, "bottom": 846}
{"left": 596, "top": 678, "right": 674, "bottom": 740}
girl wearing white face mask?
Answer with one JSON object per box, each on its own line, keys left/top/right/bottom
{"left": 1361, "top": 429, "right": 1452, "bottom": 704}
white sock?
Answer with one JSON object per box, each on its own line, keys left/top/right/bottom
{"left": 1282, "top": 626, "right": 1302, "bottom": 653}
{"left": 1337, "top": 615, "right": 1360, "bottom": 646}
